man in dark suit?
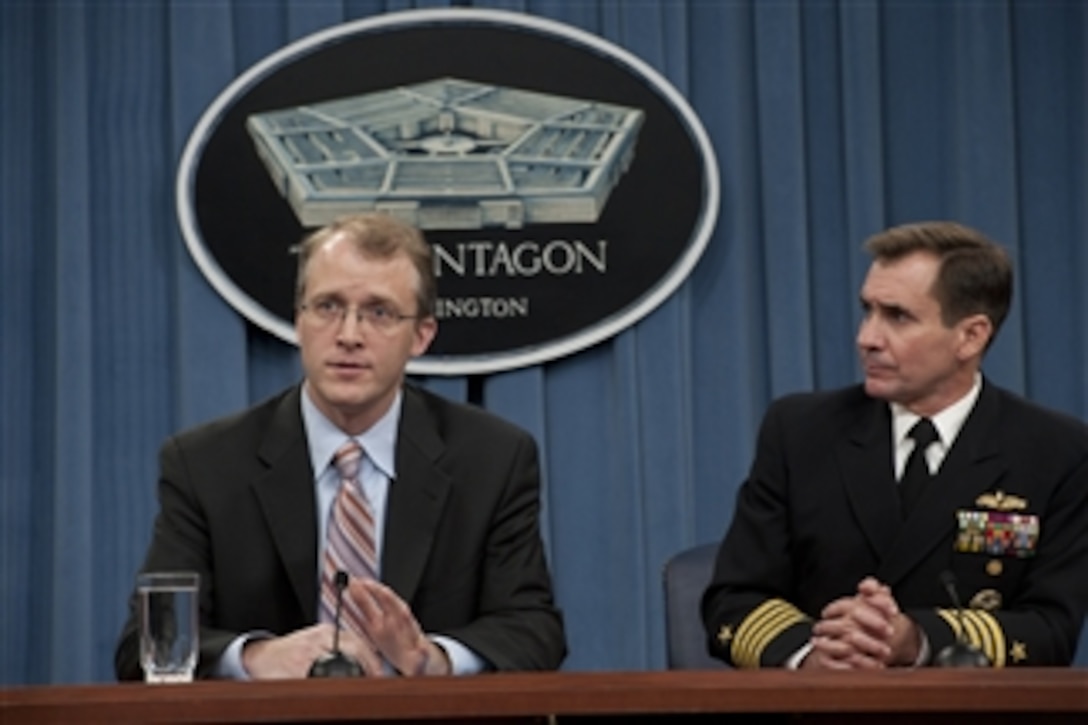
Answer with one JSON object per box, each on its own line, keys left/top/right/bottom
{"left": 703, "top": 221, "right": 1088, "bottom": 669}
{"left": 116, "top": 213, "right": 565, "bottom": 680}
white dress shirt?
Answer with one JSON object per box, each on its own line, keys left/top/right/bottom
{"left": 787, "top": 375, "right": 983, "bottom": 669}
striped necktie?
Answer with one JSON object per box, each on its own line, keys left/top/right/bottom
{"left": 319, "top": 440, "right": 378, "bottom": 634}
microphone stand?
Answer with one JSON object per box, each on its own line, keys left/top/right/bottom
{"left": 309, "top": 571, "right": 363, "bottom": 677}
{"left": 934, "top": 571, "right": 991, "bottom": 668}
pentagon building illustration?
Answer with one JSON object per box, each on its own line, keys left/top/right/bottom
{"left": 245, "top": 78, "right": 644, "bottom": 230}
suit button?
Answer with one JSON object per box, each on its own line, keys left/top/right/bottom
{"left": 986, "top": 559, "right": 1003, "bottom": 576}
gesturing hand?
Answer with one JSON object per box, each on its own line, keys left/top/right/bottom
{"left": 347, "top": 578, "right": 452, "bottom": 676}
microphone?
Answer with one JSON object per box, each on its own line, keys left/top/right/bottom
{"left": 308, "top": 571, "right": 363, "bottom": 678}
{"left": 934, "top": 571, "right": 991, "bottom": 668}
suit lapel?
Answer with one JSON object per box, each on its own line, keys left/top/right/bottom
{"left": 876, "top": 381, "right": 1008, "bottom": 585}
{"left": 382, "top": 387, "right": 451, "bottom": 603}
{"left": 837, "top": 399, "right": 902, "bottom": 561}
{"left": 249, "top": 387, "right": 320, "bottom": 620}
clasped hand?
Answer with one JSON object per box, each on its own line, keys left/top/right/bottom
{"left": 242, "top": 579, "right": 450, "bottom": 679}
{"left": 803, "top": 577, "right": 921, "bottom": 670}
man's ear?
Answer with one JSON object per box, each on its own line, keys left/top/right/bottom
{"left": 411, "top": 316, "right": 438, "bottom": 357}
{"left": 956, "top": 313, "right": 993, "bottom": 359}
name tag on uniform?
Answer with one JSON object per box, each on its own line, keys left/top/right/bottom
{"left": 955, "top": 510, "right": 1039, "bottom": 557}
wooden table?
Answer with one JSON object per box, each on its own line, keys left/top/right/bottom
{"left": 2, "top": 669, "right": 1086, "bottom": 723}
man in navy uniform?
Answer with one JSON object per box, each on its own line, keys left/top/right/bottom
{"left": 703, "top": 221, "right": 1087, "bottom": 668}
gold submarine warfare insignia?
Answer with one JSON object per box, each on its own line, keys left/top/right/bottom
{"left": 975, "top": 490, "right": 1028, "bottom": 511}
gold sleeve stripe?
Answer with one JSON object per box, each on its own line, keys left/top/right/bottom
{"left": 960, "top": 611, "right": 991, "bottom": 659}
{"left": 737, "top": 606, "right": 794, "bottom": 664}
{"left": 732, "top": 600, "right": 781, "bottom": 668}
{"left": 960, "top": 611, "right": 990, "bottom": 659}
{"left": 731, "top": 598, "right": 810, "bottom": 668}
{"left": 936, "top": 609, "right": 1006, "bottom": 667}
{"left": 959, "top": 610, "right": 1002, "bottom": 667}
{"left": 967, "top": 610, "right": 1005, "bottom": 667}
{"left": 936, "top": 608, "right": 962, "bottom": 639}
{"left": 935, "top": 605, "right": 961, "bottom": 640}
{"left": 962, "top": 611, "right": 995, "bottom": 663}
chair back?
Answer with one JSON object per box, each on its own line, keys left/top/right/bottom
{"left": 662, "top": 542, "right": 727, "bottom": 669}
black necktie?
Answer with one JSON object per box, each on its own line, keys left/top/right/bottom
{"left": 899, "top": 418, "right": 938, "bottom": 517}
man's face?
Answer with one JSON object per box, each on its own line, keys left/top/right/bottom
{"left": 857, "top": 251, "right": 983, "bottom": 416}
{"left": 295, "top": 234, "right": 436, "bottom": 434}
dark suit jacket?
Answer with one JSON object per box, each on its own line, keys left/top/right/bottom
{"left": 702, "top": 380, "right": 1088, "bottom": 667}
{"left": 115, "top": 384, "right": 566, "bottom": 679}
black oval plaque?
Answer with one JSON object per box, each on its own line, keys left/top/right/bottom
{"left": 178, "top": 8, "right": 719, "bottom": 375}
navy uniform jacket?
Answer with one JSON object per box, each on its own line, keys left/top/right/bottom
{"left": 115, "top": 383, "right": 566, "bottom": 679}
{"left": 702, "top": 380, "right": 1088, "bottom": 667}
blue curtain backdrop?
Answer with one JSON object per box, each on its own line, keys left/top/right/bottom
{"left": 2, "top": 0, "right": 1086, "bottom": 684}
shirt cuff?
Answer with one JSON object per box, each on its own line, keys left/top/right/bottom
{"left": 430, "top": 635, "right": 486, "bottom": 675}
{"left": 213, "top": 631, "right": 273, "bottom": 680}
{"left": 786, "top": 641, "right": 814, "bottom": 669}
{"left": 911, "top": 628, "right": 931, "bottom": 667}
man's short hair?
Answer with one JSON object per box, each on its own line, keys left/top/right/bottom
{"left": 294, "top": 213, "right": 436, "bottom": 318}
{"left": 864, "top": 221, "right": 1013, "bottom": 337}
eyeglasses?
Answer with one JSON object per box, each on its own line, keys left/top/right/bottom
{"left": 299, "top": 298, "right": 420, "bottom": 331}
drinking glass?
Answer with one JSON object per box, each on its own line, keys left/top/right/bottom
{"left": 138, "top": 571, "right": 199, "bottom": 683}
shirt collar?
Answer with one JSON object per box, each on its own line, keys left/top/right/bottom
{"left": 300, "top": 385, "right": 401, "bottom": 481}
{"left": 890, "top": 373, "right": 982, "bottom": 449}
